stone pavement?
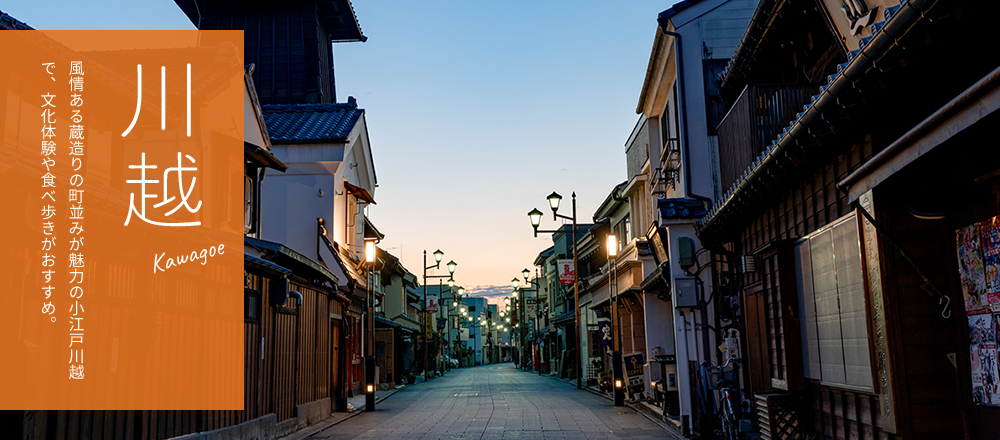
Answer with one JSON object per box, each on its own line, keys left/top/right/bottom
{"left": 305, "top": 363, "right": 682, "bottom": 440}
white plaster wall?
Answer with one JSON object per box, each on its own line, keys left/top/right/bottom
{"left": 260, "top": 152, "right": 340, "bottom": 260}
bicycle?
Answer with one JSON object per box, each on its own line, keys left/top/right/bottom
{"left": 717, "top": 357, "right": 744, "bottom": 440}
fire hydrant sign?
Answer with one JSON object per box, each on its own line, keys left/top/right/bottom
{"left": 0, "top": 31, "right": 245, "bottom": 410}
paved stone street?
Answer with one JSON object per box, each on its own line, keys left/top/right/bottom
{"left": 309, "top": 363, "right": 678, "bottom": 440}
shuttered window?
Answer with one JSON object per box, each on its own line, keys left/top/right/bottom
{"left": 796, "top": 212, "right": 873, "bottom": 390}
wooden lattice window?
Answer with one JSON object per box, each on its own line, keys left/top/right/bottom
{"left": 762, "top": 254, "right": 787, "bottom": 387}
{"left": 755, "top": 243, "right": 804, "bottom": 391}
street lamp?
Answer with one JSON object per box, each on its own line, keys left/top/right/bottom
{"left": 364, "top": 240, "right": 377, "bottom": 411}
{"left": 423, "top": 249, "right": 457, "bottom": 381}
{"left": 513, "top": 269, "right": 540, "bottom": 373}
{"left": 608, "top": 233, "right": 624, "bottom": 407}
{"left": 527, "top": 192, "right": 582, "bottom": 389}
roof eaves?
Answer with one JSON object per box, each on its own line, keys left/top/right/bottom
{"left": 245, "top": 236, "right": 340, "bottom": 286}
{"left": 697, "top": 0, "right": 932, "bottom": 244}
{"left": 245, "top": 66, "right": 273, "bottom": 151}
{"left": 0, "top": 9, "right": 33, "bottom": 30}
{"left": 718, "top": 0, "right": 781, "bottom": 93}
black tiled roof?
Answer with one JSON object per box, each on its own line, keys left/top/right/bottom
{"left": 262, "top": 98, "right": 364, "bottom": 143}
{"left": 0, "top": 9, "right": 33, "bottom": 30}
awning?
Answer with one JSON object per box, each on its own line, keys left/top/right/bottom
{"left": 639, "top": 262, "right": 671, "bottom": 292}
{"left": 344, "top": 181, "right": 376, "bottom": 204}
{"left": 375, "top": 315, "right": 418, "bottom": 333}
{"left": 243, "top": 237, "right": 340, "bottom": 286}
{"left": 364, "top": 216, "right": 384, "bottom": 241}
{"left": 244, "top": 253, "right": 291, "bottom": 277}
{"left": 391, "top": 314, "right": 422, "bottom": 331}
{"left": 319, "top": 232, "right": 367, "bottom": 291}
{"left": 244, "top": 141, "right": 287, "bottom": 171}
{"left": 552, "top": 310, "right": 575, "bottom": 326}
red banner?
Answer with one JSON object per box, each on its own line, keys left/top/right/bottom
{"left": 557, "top": 259, "right": 575, "bottom": 285}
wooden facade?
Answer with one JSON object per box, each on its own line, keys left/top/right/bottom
{"left": 701, "top": 0, "right": 1000, "bottom": 439}
{"left": 7, "top": 267, "right": 349, "bottom": 440}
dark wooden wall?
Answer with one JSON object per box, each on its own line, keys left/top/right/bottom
{"left": 13, "top": 272, "right": 346, "bottom": 440}
{"left": 735, "top": 138, "right": 899, "bottom": 439}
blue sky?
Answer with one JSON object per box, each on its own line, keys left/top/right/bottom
{"left": 4, "top": 0, "right": 677, "bottom": 305}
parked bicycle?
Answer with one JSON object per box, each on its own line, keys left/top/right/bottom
{"left": 716, "top": 357, "right": 746, "bottom": 440}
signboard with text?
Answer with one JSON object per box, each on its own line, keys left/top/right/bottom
{"left": 0, "top": 30, "right": 245, "bottom": 410}
{"left": 557, "top": 259, "right": 575, "bottom": 285}
{"left": 623, "top": 352, "right": 647, "bottom": 400}
{"left": 427, "top": 295, "right": 439, "bottom": 313}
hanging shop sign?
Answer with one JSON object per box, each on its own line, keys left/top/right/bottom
{"left": 557, "top": 259, "right": 575, "bottom": 285}
{"left": 596, "top": 310, "right": 612, "bottom": 357}
{"left": 956, "top": 215, "right": 1000, "bottom": 406}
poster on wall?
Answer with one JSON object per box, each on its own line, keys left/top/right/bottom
{"left": 969, "top": 312, "right": 1000, "bottom": 405}
{"left": 981, "top": 217, "right": 1000, "bottom": 310}
{"left": 956, "top": 215, "right": 1000, "bottom": 406}
{"left": 958, "top": 223, "right": 988, "bottom": 312}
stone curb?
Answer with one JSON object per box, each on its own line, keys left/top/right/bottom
{"left": 278, "top": 381, "right": 412, "bottom": 440}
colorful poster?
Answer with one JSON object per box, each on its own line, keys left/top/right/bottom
{"left": 957, "top": 223, "right": 988, "bottom": 312}
{"left": 981, "top": 218, "right": 1000, "bottom": 311}
{"left": 958, "top": 217, "right": 1000, "bottom": 407}
{"left": 969, "top": 312, "right": 1000, "bottom": 405}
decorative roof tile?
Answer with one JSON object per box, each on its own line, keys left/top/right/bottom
{"left": 0, "top": 9, "right": 33, "bottom": 30}
{"left": 262, "top": 98, "right": 363, "bottom": 143}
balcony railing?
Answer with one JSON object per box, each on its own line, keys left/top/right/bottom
{"left": 650, "top": 138, "right": 681, "bottom": 196}
{"left": 716, "top": 84, "right": 816, "bottom": 192}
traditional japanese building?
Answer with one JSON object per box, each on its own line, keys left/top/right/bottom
{"left": 174, "top": 0, "right": 366, "bottom": 105}
{"left": 630, "top": 0, "right": 754, "bottom": 433}
{"left": 700, "top": 0, "right": 1000, "bottom": 438}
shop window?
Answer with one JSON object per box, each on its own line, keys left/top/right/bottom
{"left": 243, "top": 282, "right": 261, "bottom": 322}
{"left": 795, "top": 212, "right": 873, "bottom": 390}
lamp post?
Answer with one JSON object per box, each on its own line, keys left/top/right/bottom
{"left": 513, "top": 270, "right": 539, "bottom": 372}
{"left": 364, "top": 240, "right": 377, "bottom": 412}
{"left": 435, "top": 277, "right": 456, "bottom": 374}
{"left": 608, "top": 234, "right": 625, "bottom": 407}
{"left": 449, "top": 286, "right": 464, "bottom": 369}
{"left": 528, "top": 191, "right": 582, "bottom": 389}
{"left": 423, "top": 250, "right": 456, "bottom": 381}
{"left": 442, "top": 285, "right": 463, "bottom": 371}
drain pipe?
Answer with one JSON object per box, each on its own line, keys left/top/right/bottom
{"left": 660, "top": 27, "right": 714, "bottom": 209}
{"left": 679, "top": 310, "right": 692, "bottom": 436}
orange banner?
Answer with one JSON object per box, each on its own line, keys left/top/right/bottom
{"left": 0, "top": 30, "right": 245, "bottom": 410}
